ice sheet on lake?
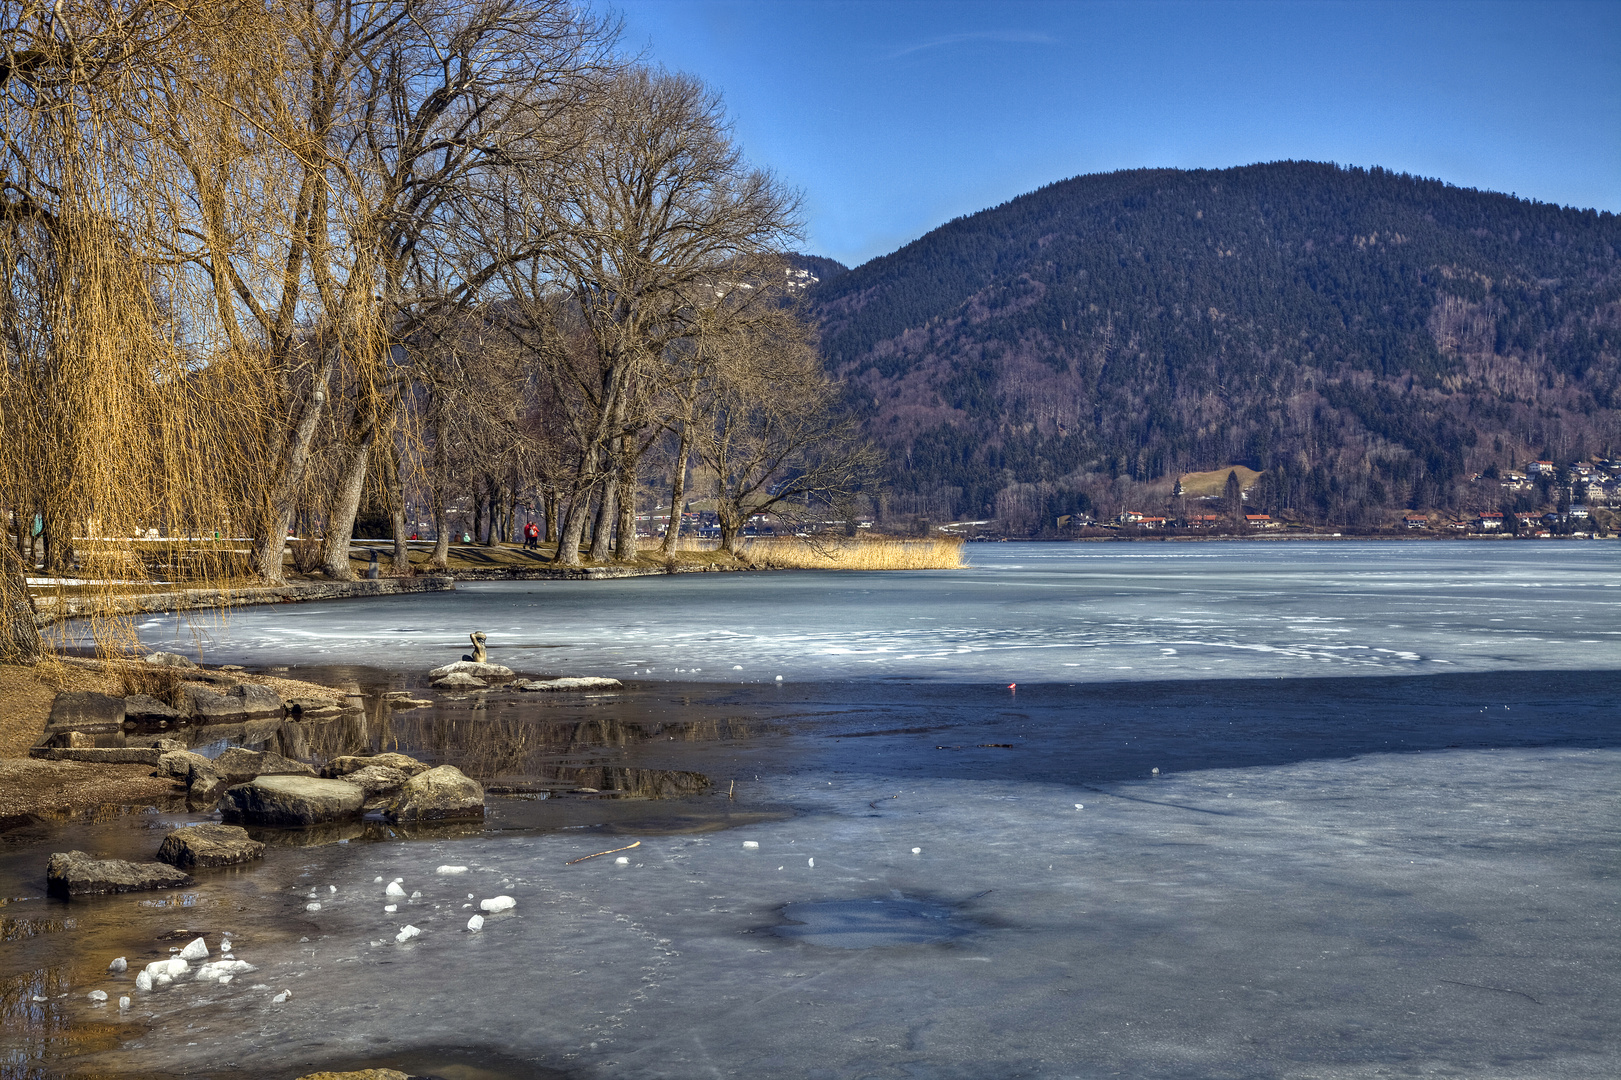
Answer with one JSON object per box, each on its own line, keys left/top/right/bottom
{"left": 75, "top": 746, "right": 1621, "bottom": 1079}
{"left": 113, "top": 542, "right": 1621, "bottom": 684}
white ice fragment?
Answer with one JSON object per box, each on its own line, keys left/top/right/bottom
{"left": 118, "top": 996, "right": 130, "bottom": 1010}
{"left": 165, "top": 956, "right": 188, "bottom": 977}
{"left": 808, "top": 857, "right": 815, "bottom": 868}
{"left": 385, "top": 882, "right": 407, "bottom": 898}
{"left": 392, "top": 877, "right": 404, "bottom": 884}
{"left": 88, "top": 990, "right": 108, "bottom": 1003}
{"left": 155, "top": 973, "right": 172, "bottom": 987}
{"left": 615, "top": 857, "right": 629, "bottom": 865}
{"left": 732, "top": 665, "right": 742, "bottom": 670}
{"left": 436, "top": 865, "right": 468, "bottom": 875}
{"left": 1152, "top": 767, "right": 1160, "bottom": 775}
{"left": 467, "top": 914, "right": 484, "bottom": 932}
{"left": 217, "top": 975, "right": 232, "bottom": 985}
{"left": 195, "top": 960, "right": 255, "bottom": 981}
{"left": 479, "top": 895, "right": 516, "bottom": 913}
{"left": 219, "top": 940, "right": 232, "bottom": 954}
{"left": 410, "top": 890, "right": 421, "bottom": 899}
{"left": 384, "top": 904, "right": 397, "bottom": 913}
{"left": 743, "top": 841, "right": 759, "bottom": 849}
{"left": 134, "top": 971, "right": 153, "bottom": 992}
{"left": 395, "top": 925, "right": 421, "bottom": 943}
{"left": 1075, "top": 803, "right": 1084, "bottom": 810}
{"left": 912, "top": 847, "right": 922, "bottom": 854}
{"left": 467, "top": 893, "right": 474, "bottom": 899}
{"left": 272, "top": 989, "right": 291, "bottom": 1004}
{"left": 374, "top": 876, "right": 384, "bottom": 883}
{"left": 775, "top": 675, "right": 783, "bottom": 681}
{"left": 108, "top": 956, "right": 127, "bottom": 973}
{"left": 31, "top": 995, "right": 48, "bottom": 1003}
{"left": 328, "top": 885, "right": 337, "bottom": 893}
{"left": 305, "top": 902, "right": 321, "bottom": 912}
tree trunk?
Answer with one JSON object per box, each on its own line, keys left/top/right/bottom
{"left": 554, "top": 489, "right": 591, "bottom": 565}
{"left": 661, "top": 422, "right": 693, "bottom": 555}
{"left": 0, "top": 543, "right": 41, "bottom": 663}
{"left": 319, "top": 422, "right": 378, "bottom": 580}
{"left": 429, "top": 416, "right": 450, "bottom": 569}
{"left": 252, "top": 351, "right": 338, "bottom": 583}
{"left": 588, "top": 482, "right": 616, "bottom": 562}
{"left": 544, "top": 491, "right": 559, "bottom": 544}
{"left": 615, "top": 437, "right": 638, "bottom": 562}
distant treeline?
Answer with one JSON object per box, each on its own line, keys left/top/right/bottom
{"left": 805, "top": 161, "right": 1621, "bottom": 527}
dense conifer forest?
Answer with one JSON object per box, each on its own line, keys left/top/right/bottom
{"left": 803, "top": 161, "right": 1621, "bottom": 528}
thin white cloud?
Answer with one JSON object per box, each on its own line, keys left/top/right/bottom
{"left": 884, "top": 30, "right": 1059, "bottom": 60}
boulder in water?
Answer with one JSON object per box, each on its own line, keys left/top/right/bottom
{"left": 430, "top": 671, "right": 487, "bottom": 689}
{"left": 385, "top": 764, "right": 484, "bottom": 822}
{"left": 512, "top": 676, "right": 622, "bottom": 692}
{"left": 211, "top": 747, "right": 317, "bottom": 784}
{"left": 47, "top": 851, "right": 192, "bottom": 897}
{"left": 322, "top": 752, "right": 429, "bottom": 779}
{"left": 157, "top": 824, "right": 266, "bottom": 869}
{"left": 428, "top": 660, "right": 513, "bottom": 680}
{"left": 219, "top": 775, "right": 365, "bottom": 827}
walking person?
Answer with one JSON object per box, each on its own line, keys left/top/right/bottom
{"left": 523, "top": 520, "right": 540, "bottom": 551}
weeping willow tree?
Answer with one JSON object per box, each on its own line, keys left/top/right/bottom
{"left": 1, "top": 1, "right": 257, "bottom": 661}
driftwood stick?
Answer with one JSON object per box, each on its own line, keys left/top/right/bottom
{"left": 565, "top": 840, "right": 642, "bottom": 865}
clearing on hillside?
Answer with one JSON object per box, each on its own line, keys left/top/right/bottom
{"left": 1177, "top": 466, "right": 1263, "bottom": 498}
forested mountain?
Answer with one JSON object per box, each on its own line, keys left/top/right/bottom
{"left": 804, "top": 162, "right": 1621, "bottom": 528}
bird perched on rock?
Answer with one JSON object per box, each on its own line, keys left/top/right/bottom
{"left": 462, "top": 631, "right": 488, "bottom": 663}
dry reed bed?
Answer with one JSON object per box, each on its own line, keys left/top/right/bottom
{"left": 741, "top": 536, "right": 965, "bottom": 570}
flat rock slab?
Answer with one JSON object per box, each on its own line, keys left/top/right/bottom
{"left": 513, "top": 677, "right": 622, "bottom": 692}
{"left": 295, "top": 1070, "right": 413, "bottom": 1080}
{"left": 323, "top": 752, "right": 429, "bottom": 778}
{"left": 342, "top": 764, "right": 411, "bottom": 797}
{"left": 386, "top": 765, "right": 485, "bottom": 822}
{"left": 124, "top": 694, "right": 182, "bottom": 724}
{"left": 47, "top": 851, "right": 193, "bottom": 897}
{"left": 427, "top": 660, "right": 514, "bottom": 680}
{"left": 180, "top": 683, "right": 285, "bottom": 723}
{"left": 220, "top": 775, "right": 365, "bottom": 827}
{"left": 157, "top": 824, "right": 266, "bottom": 869}
{"left": 47, "top": 691, "right": 126, "bottom": 734}
{"left": 31, "top": 747, "right": 162, "bottom": 765}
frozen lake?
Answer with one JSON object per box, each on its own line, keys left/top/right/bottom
{"left": 126, "top": 540, "right": 1621, "bottom": 683}
{"left": 6, "top": 540, "right": 1619, "bottom": 1079}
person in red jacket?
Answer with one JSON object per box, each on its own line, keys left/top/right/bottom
{"left": 523, "top": 520, "right": 540, "bottom": 550}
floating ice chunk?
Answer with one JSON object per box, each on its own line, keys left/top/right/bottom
{"left": 195, "top": 960, "right": 255, "bottom": 981}
{"left": 775, "top": 675, "right": 783, "bottom": 681}
{"left": 480, "top": 895, "right": 516, "bottom": 914}
{"left": 118, "top": 996, "right": 130, "bottom": 1010}
{"left": 467, "top": 914, "right": 484, "bottom": 932}
{"left": 743, "top": 841, "right": 759, "bottom": 849}
{"left": 385, "top": 882, "right": 407, "bottom": 898}
{"left": 108, "top": 956, "right": 127, "bottom": 973}
{"left": 395, "top": 925, "right": 421, "bottom": 943}
{"left": 31, "top": 995, "right": 48, "bottom": 1003}
{"left": 135, "top": 971, "right": 153, "bottom": 992}
{"left": 392, "top": 877, "right": 404, "bottom": 884}
{"left": 217, "top": 975, "right": 232, "bottom": 985}
{"left": 374, "top": 876, "right": 384, "bottom": 883}
{"left": 219, "top": 940, "right": 232, "bottom": 954}
{"left": 912, "top": 847, "right": 922, "bottom": 854}
{"left": 732, "top": 665, "right": 742, "bottom": 670}
{"left": 1075, "top": 803, "right": 1084, "bottom": 810}
{"left": 272, "top": 989, "right": 291, "bottom": 1004}
{"left": 615, "top": 857, "right": 629, "bottom": 865}
{"left": 88, "top": 990, "right": 108, "bottom": 1003}
{"left": 155, "top": 973, "right": 172, "bottom": 987}
{"left": 808, "top": 858, "right": 815, "bottom": 867}
{"left": 467, "top": 893, "right": 474, "bottom": 899}
{"left": 436, "top": 865, "right": 468, "bottom": 875}
{"left": 384, "top": 904, "right": 397, "bottom": 913}
{"left": 165, "top": 956, "right": 188, "bottom": 977}
{"left": 1152, "top": 767, "right": 1160, "bottom": 775}
{"left": 328, "top": 885, "right": 337, "bottom": 893}
{"left": 305, "top": 902, "right": 321, "bottom": 912}
{"left": 410, "top": 890, "right": 422, "bottom": 900}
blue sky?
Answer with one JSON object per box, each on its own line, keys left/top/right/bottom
{"left": 608, "top": 1, "right": 1621, "bottom": 269}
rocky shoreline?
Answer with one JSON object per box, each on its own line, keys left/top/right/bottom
{"left": 30, "top": 574, "right": 455, "bottom": 625}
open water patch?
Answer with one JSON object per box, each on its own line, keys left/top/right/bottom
{"left": 770, "top": 894, "right": 976, "bottom": 948}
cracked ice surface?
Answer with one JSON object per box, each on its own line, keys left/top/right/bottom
{"left": 79, "top": 746, "right": 1621, "bottom": 1079}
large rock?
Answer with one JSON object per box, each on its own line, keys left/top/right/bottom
{"left": 295, "top": 1070, "right": 412, "bottom": 1080}
{"left": 156, "top": 749, "right": 213, "bottom": 782}
{"left": 47, "top": 851, "right": 192, "bottom": 897}
{"left": 211, "top": 747, "right": 315, "bottom": 784}
{"left": 322, "top": 753, "right": 429, "bottom": 779}
{"left": 47, "top": 691, "right": 126, "bottom": 735}
{"left": 32, "top": 747, "right": 161, "bottom": 765}
{"left": 341, "top": 764, "right": 411, "bottom": 797}
{"left": 143, "top": 651, "right": 196, "bottom": 669}
{"left": 156, "top": 824, "right": 266, "bottom": 869}
{"left": 385, "top": 765, "right": 484, "bottom": 823}
{"left": 180, "top": 683, "right": 285, "bottom": 723}
{"left": 124, "top": 694, "right": 183, "bottom": 725}
{"left": 428, "top": 660, "right": 514, "bottom": 680}
{"left": 219, "top": 775, "right": 365, "bottom": 827}
{"left": 430, "top": 671, "right": 486, "bottom": 689}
